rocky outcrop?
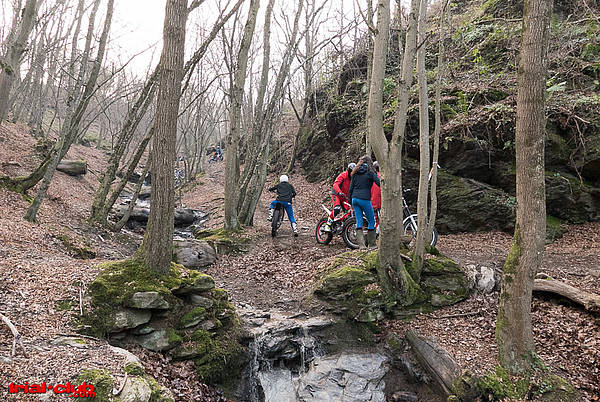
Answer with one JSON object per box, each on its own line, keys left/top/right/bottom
{"left": 312, "top": 251, "right": 470, "bottom": 322}
{"left": 296, "top": 0, "right": 600, "bottom": 233}
{"left": 85, "top": 260, "right": 245, "bottom": 386}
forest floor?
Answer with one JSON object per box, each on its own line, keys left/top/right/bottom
{"left": 0, "top": 122, "right": 599, "bottom": 401}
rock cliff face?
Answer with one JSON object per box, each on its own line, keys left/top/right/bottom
{"left": 297, "top": 0, "right": 600, "bottom": 234}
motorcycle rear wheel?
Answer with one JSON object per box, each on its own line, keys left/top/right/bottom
{"left": 315, "top": 217, "right": 333, "bottom": 245}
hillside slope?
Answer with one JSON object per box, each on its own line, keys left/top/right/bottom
{"left": 298, "top": 0, "right": 600, "bottom": 234}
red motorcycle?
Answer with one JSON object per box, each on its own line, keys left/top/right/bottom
{"left": 315, "top": 193, "right": 375, "bottom": 248}
{"left": 315, "top": 189, "right": 437, "bottom": 249}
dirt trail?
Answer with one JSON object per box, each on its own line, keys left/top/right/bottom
{"left": 183, "top": 161, "right": 600, "bottom": 400}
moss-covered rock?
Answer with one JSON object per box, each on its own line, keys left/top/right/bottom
{"left": 84, "top": 260, "right": 219, "bottom": 336}
{"left": 194, "top": 228, "right": 249, "bottom": 255}
{"left": 76, "top": 369, "right": 114, "bottom": 401}
{"left": 179, "top": 307, "right": 206, "bottom": 328}
{"left": 313, "top": 251, "right": 470, "bottom": 322}
{"left": 476, "top": 365, "right": 578, "bottom": 401}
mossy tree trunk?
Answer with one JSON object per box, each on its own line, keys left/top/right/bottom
{"left": 496, "top": 0, "right": 552, "bottom": 375}
{"left": 369, "top": 0, "right": 421, "bottom": 304}
{"left": 137, "top": 0, "right": 188, "bottom": 274}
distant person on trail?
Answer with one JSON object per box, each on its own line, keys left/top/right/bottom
{"left": 349, "top": 155, "right": 380, "bottom": 248}
{"left": 371, "top": 161, "right": 381, "bottom": 215}
{"left": 324, "top": 162, "right": 356, "bottom": 232}
{"left": 216, "top": 145, "right": 222, "bottom": 157}
{"left": 267, "top": 175, "right": 299, "bottom": 236}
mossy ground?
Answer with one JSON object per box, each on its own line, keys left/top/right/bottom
{"left": 475, "top": 364, "right": 578, "bottom": 401}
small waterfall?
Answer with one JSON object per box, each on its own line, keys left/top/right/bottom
{"left": 236, "top": 308, "right": 389, "bottom": 402}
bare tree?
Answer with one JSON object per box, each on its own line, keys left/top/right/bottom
{"left": 224, "top": 0, "right": 260, "bottom": 231}
{"left": 25, "top": 0, "right": 115, "bottom": 222}
{"left": 136, "top": 0, "right": 189, "bottom": 274}
{"left": 369, "top": 0, "right": 421, "bottom": 304}
{"left": 412, "top": 0, "right": 430, "bottom": 277}
{"left": 426, "top": 0, "right": 450, "bottom": 242}
{"left": 0, "top": 0, "right": 42, "bottom": 122}
{"left": 496, "top": 0, "right": 552, "bottom": 374}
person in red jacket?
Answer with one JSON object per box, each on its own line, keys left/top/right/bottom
{"left": 324, "top": 162, "right": 356, "bottom": 232}
{"left": 371, "top": 161, "right": 381, "bottom": 213}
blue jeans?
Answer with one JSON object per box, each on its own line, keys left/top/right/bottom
{"left": 269, "top": 200, "right": 296, "bottom": 223}
{"left": 352, "top": 198, "right": 375, "bottom": 230}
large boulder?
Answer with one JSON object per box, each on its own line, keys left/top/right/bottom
{"left": 312, "top": 251, "right": 470, "bottom": 322}
{"left": 296, "top": 353, "right": 388, "bottom": 402}
{"left": 173, "top": 239, "right": 216, "bottom": 269}
{"left": 57, "top": 159, "right": 87, "bottom": 176}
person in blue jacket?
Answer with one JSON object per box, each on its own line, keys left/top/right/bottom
{"left": 349, "top": 155, "right": 380, "bottom": 248}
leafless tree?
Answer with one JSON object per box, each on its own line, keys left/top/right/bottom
{"left": 496, "top": 0, "right": 552, "bottom": 375}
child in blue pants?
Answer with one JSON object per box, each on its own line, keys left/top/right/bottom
{"left": 267, "top": 175, "right": 298, "bottom": 236}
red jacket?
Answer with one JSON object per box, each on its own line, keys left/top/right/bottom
{"left": 332, "top": 171, "right": 351, "bottom": 197}
{"left": 371, "top": 172, "right": 381, "bottom": 209}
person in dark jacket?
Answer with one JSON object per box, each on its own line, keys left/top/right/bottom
{"left": 268, "top": 175, "right": 298, "bottom": 236}
{"left": 349, "top": 156, "right": 380, "bottom": 248}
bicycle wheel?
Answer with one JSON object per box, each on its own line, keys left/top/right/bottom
{"left": 315, "top": 217, "right": 333, "bottom": 245}
{"left": 402, "top": 214, "right": 438, "bottom": 247}
{"left": 271, "top": 208, "right": 281, "bottom": 238}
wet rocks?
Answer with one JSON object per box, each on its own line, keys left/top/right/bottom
{"left": 297, "top": 353, "right": 388, "bottom": 401}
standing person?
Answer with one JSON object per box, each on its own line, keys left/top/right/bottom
{"left": 371, "top": 161, "right": 382, "bottom": 217}
{"left": 349, "top": 156, "right": 380, "bottom": 248}
{"left": 267, "top": 175, "right": 299, "bottom": 236}
{"left": 324, "top": 162, "right": 356, "bottom": 232}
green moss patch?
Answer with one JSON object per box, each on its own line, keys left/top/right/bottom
{"left": 195, "top": 228, "right": 249, "bottom": 255}
{"left": 76, "top": 369, "right": 114, "bottom": 401}
{"left": 477, "top": 365, "right": 577, "bottom": 401}
{"left": 314, "top": 250, "right": 470, "bottom": 322}
{"left": 83, "top": 259, "right": 212, "bottom": 336}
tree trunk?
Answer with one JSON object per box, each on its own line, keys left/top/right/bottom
{"left": 0, "top": 0, "right": 42, "bottom": 122}
{"left": 413, "top": 0, "right": 431, "bottom": 280}
{"left": 137, "top": 0, "right": 188, "bottom": 275}
{"left": 224, "top": 0, "right": 260, "bottom": 231}
{"left": 369, "top": 0, "right": 420, "bottom": 304}
{"left": 428, "top": 2, "right": 449, "bottom": 245}
{"left": 496, "top": 0, "right": 552, "bottom": 375}
{"left": 365, "top": 0, "right": 374, "bottom": 156}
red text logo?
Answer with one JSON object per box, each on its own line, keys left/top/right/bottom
{"left": 8, "top": 382, "right": 96, "bottom": 398}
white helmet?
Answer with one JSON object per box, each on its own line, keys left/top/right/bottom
{"left": 280, "top": 175, "right": 289, "bottom": 183}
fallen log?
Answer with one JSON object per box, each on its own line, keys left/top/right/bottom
{"left": 406, "top": 330, "right": 480, "bottom": 399}
{"left": 534, "top": 277, "right": 600, "bottom": 312}
{"left": 405, "top": 330, "right": 461, "bottom": 395}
